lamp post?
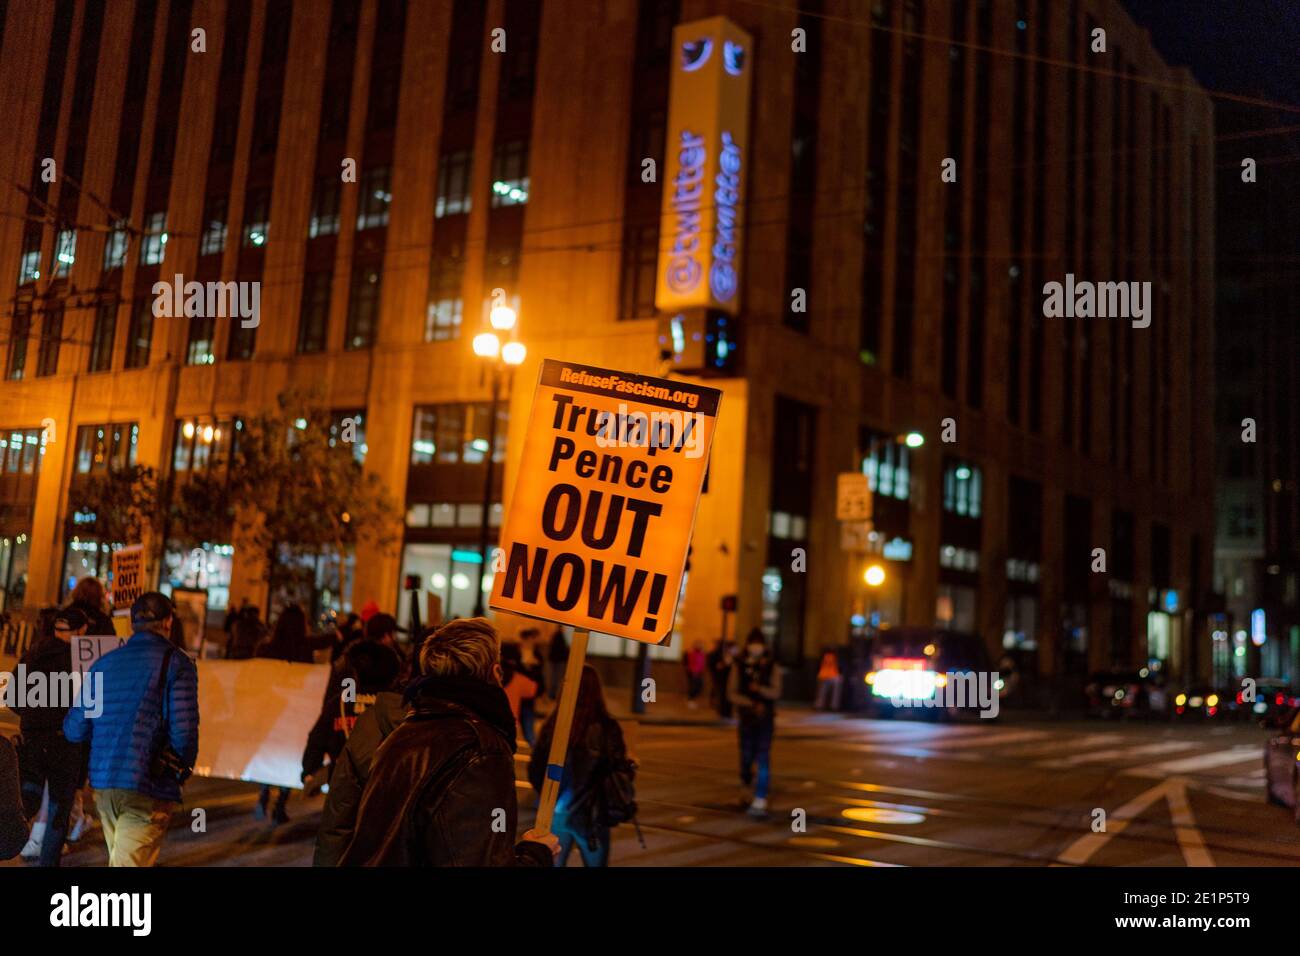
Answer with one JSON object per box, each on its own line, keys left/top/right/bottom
{"left": 471, "top": 302, "right": 525, "bottom": 616}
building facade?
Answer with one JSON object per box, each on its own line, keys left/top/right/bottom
{"left": 0, "top": 0, "right": 1215, "bottom": 692}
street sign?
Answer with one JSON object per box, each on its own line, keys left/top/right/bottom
{"left": 840, "top": 520, "right": 872, "bottom": 553}
{"left": 837, "top": 472, "right": 872, "bottom": 521}
{"left": 490, "top": 359, "right": 721, "bottom": 644}
{"left": 110, "top": 544, "right": 145, "bottom": 611}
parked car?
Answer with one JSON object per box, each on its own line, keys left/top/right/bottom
{"left": 860, "top": 628, "right": 995, "bottom": 720}
{"left": 1263, "top": 706, "right": 1300, "bottom": 825}
{"left": 1083, "top": 669, "right": 1166, "bottom": 720}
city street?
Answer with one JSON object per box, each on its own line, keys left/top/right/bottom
{"left": 7, "top": 706, "right": 1296, "bottom": 868}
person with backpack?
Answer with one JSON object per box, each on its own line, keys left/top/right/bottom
{"left": 529, "top": 665, "right": 638, "bottom": 867}
{"left": 63, "top": 592, "right": 199, "bottom": 867}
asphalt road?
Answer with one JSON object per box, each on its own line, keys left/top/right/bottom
{"left": 4, "top": 709, "right": 1297, "bottom": 867}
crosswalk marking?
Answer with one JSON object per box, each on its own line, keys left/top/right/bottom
{"left": 1123, "top": 744, "right": 1262, "bottom": 777}
{"left": 1038, "top": 740, "right": 1197, "bottom": 768}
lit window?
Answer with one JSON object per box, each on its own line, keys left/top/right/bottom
{"left": 489, "top": 139, "right": 530, "bottom": 207}
{"left": 139, "top": 211, "right": 168, "bottom": 265}
{"left": 53, "top": 230, "right": 76, "bottom": 276}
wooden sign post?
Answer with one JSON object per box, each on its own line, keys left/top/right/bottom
{"left": 532, "top": 628, "right": 589, "bottom": 834}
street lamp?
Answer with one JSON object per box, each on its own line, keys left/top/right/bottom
{"left": 471, "top": 301, "right": 525, "bottom": 616}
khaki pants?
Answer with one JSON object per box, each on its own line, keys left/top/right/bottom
{"left": 95, "top": 788, "right": 175, "bottom": 867}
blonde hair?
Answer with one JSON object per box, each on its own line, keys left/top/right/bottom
{"left": 419, "top": 617, "right": 500, "bottom": 682}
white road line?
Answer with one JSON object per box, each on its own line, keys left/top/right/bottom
{"left": 1000, "top": 733, "right": 1127, "bottom": 757}
{"left": 1055, "top": 777, "right": 1214, "bottom": 867}
{"left": 1038, "top": 740, "right": 1197, "bottom": 768}
{"left": 918, "top": 729, "right": 1051, "bottom": 750}
{"left": 1122, "top": 744, "right": 1263, "bottom": 776}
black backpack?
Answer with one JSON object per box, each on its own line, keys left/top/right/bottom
{"left": 569, "top": 724, "right": 644, "bottom": 847}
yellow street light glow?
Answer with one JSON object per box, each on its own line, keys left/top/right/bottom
{"left": 501, "top": 341, "right": 526, "bottom": 366}
{"left": 202, "top": 425, "right": 214, "bottom": 443}
{"left": 489, "top": 304, "right": 517, "bottom": 331}
{"left": 1206, "top": 694, "right": 1219, "bottom": 708}
{"left": 864, "top": 564, "right": 886, "bottom": 587}
{"left": 1175, "top": 693, "right": 1187, "bottom": 706}
{"left": 182, "top": 421, "right": 195, "bottom": 439}
{"left": 865, "top": 671, "right": 876, "bottom": 685}
{"left": 472, "top": 331, "right": 501, "bottom": 357}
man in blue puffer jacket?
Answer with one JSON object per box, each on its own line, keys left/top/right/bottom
{"left": 64, "top": 592, "right": 199, "bottom": 867}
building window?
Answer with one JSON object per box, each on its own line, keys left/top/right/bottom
{"left": 88, "top": 303, "right": 116, "bottom": 372}
{"left": 139, "top": 211, "right": 167, "bottom": 265}
{"left": 36, "top": 305, "right": 63, "bottom": 376}
{"left": 6, "top": 304, "right": 32, "bottom": 381}
{"left": 345, "top": 264, "right": 382, "bottom": 349}
{"left": 942, "top": 460, "right": 982, "bottom": 518}
{"left": 75, "top": 423, "right": 139, "bottom": 474}
{"left": 102, "top": 224, "right": 128, "bottom": 271}
{"left": 298, "top": 270, "right": 332, "bottom": 353}
{"left": 355, "top": 166, "right": 392, "bottom": 230}
{"left": 309, "top": 176, "right": 341, "bottom": 238}
{"left": 53, "top": 230, "right": 76, "bottom": 277}
{"left": 172, "top": 418, "right": 236, "bottom": 473}
{"left": 125, "top": 297, "right": 154, "bottom": 369}
{"left": 435, "top": 150, "right": 473, "bottom": 218}
{"left": 425, "top": 251, "right": 464, "bottom": 341}
{"left": 242, "top": 188, "right": 270, "bottom": 247}
{"left": 618, "top": 223, "right": 659, "bottom": 321}
{"left": 862, "top": 432, "right": 910, "bottom": 501}
{"left": 410, "top": 403, "right": 507, "bottom": 465}
{"left": 199, "top": 196, "right": 228, "bottom": 256}
{"left": 186, "top": 313, "right": 216, "bottom": 366}
{"left": 489, "top": 139, "right": 530, "bottom": 207}
{"left": 18, "top": 230, "right": 41, "bottom": 284}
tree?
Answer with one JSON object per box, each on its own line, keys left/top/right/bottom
{"left": 171, "top": 390, "right": 400, "bottom": 614}
{"left": 67, "top": 464, "right": 164, "bottom": 545}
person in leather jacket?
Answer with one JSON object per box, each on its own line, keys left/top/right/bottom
{"left": 337, "top": 618, "right": 559, "bottom": 866}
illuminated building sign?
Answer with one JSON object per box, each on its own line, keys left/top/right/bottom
{"left": 655, "top": 16, "right": 753, "bottom": 317}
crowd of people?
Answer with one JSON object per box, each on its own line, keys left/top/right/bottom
{"left": 0, "top": 576, "right": 650, "bottom": 869}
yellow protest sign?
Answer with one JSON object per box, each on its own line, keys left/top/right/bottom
{"left": 489, "top": 360, "right": 720, "bottom": 644}
{"left": 110, "top": 544, "right": 145, "bottom": 611}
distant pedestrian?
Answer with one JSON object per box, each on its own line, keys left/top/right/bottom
{"left": 67, "top": 577, "right": 115, "bottom": 635}
{"left": 684, "top": 642, "right": 707, "bottom": 708}
{"left": 529, "top": 665, "right": 636, "bottom": 867}
{"left": 729, "top": 629, "right": 782, "bottom": 816}
{"left": 339, "top": 617, "right": 558, "bottom": 866}
{"left": 546, "top": 628, "right": 569, "bottom": 701}
{"left": 64, "top": 592, "right": 199, "bottom": 867}
{"left": 13, "top": 607, "right": 90, "bottom": 865}
{"left": 815, "top": 649, "right": 843, "bottom": 712}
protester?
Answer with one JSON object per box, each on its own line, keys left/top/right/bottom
{"left": 225, "top": 605, "right": 265, "bottom": 659}
{"left": 251, "top": 604, "right": 333, "bottom": 823}
{"left": 12, "top": 607, "right": 90, "bottom": 866}
{"left": 814, "top": 648, "right": 843, "bottom": 712}
{"left": 528, "top": 665, "right": 634, "bottom": 867}
{"left": 728, "top": 629, "right": 782, "bottom": 816}
{"left": 67, "top": 577, "right": 115, "bottom": 635}
{"left": 339, "top": 617, "right": 558, "bottom": 866}
{"left": 684, "top": 641, "right": 707, "bottom": 708}
{"left": 222, "top": 597, "right": 252, "bottom": 636}
{"left": 64, "top": 592, "right": 199, "bottom": 867}
{"left": 301, "top": 638, "right": 403, "bottom": 792}
{"left": 313, "top": 636, "right": 414, "bottom": 866}
{"left": 546, "top": 628, "right": 569, "bottom": 701}
{"left": 0, "top": 736, "right": 28, "bottom": 861}
{"left": 500, "top": 642, "right": 540, "bottom": 744}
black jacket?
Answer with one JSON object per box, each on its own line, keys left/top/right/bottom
{"left": 71, "top": 600, "right": 115, "bottom": 637}
{"left": 313, "top": 690, "right": 407, "bottom": 867}
{"left": 338, "top": 677, "right": 551, "bottom": 867}
{"left": 14, "top": 635, "right": 77, "bottom": 734}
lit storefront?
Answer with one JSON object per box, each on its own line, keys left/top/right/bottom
{"left": 0, "top": 427, "right": 46, "bottom": 610}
